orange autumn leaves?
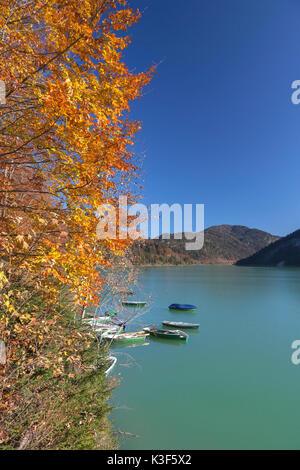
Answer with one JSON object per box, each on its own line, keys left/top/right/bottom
{"left": 0, "top": 0, "right": 154, "bottom": 304}
{"left": 0, "top": 0, "right": 153, "bottom": 429}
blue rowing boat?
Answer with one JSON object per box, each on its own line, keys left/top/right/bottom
{"left": 168, "top": 303, "right": 197, "bottom": 311}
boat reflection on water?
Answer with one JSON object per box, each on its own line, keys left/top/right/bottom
{"left": 168, "top": 309, "right": 197, "bottom": 315}
{"left": 110, "top": 341, "right": 150, "bottom": 350}
{"left": 144, "top": 336, "right": 188, "bottom": 347}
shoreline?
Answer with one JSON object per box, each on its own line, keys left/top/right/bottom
{"left": 135, "top": 261, "right": 236, "bottom": 267}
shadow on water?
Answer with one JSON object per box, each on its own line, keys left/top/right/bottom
{"left": 167, "top": 309, "right": 198, "bottom": 315}
{"left": 110, "top": 341, "right": 150, "bottom": 350}
{"left": 146, "top": 337, "right": 188, "bottom": 347}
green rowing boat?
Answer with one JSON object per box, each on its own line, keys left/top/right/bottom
{"left": 162, "top": 321, "right": 199, "bottom": 329}
{"left": 122, "top": 301, "right": 147, "bottom": 308}
{"left": 143, "top": 327, "right": 189, "bottom": 341}
{"left": 100, "top": 331, "right": 149, "bottom": 344}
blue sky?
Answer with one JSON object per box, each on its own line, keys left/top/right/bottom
{"left": 122, "top": 0, "right": 300, "bottom": 236}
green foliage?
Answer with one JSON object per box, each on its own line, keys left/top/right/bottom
{"left": 0, "top": 287, "right": 116, "bottom": 450}
{"left": 236, "top": 229, "right": 300, "bottom": 267}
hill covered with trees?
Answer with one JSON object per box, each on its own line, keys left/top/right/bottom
{"left": 236, "top": 229, "right": 300, "bottom": 267}
{"left": 130, "top": 225, "right": 279, "bottom": 265}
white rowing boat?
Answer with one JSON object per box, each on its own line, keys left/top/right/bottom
{"left": 105, "top": 356, "right": 117, "bottom": 375}
{"left": 162, "top": 321, "right": 199, "bottom": 329}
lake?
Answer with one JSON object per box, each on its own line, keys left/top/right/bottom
{"left": 110, "top": 265, "right": 300, "bottom": 450}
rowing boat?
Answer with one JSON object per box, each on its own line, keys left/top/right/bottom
{"left": 162, "top": 321, "right": 199, "bottom": 329}
{"left": 100, "top": 331, "right": 149, "bottom": 344}
{"left": 143, "top": 327, "right": 189, "bottom": 341}
{"left": 83, "top": 316, "right": 112, "bottom": 324}
{"left": 118, "top": 291, "right": 135, "bottom": 296}
{"left": 83, "top": 317, "right": 122, "bottom": 326}
{"left": 105, "top": 356, "right": 117, "bottom": 376}
{"left": 105, "top": 310, "right": 118, "bottom": 317}
{"left": 94, "top": 324, "right": 125, "bottom": 334}
{"left": 122, "top": 301, "right": 147, "bottom": 308}
{"left": 168, "top": 303, "right": 197, "bottom": 311}
{"left": 84, "top": 310, "right": 117, "bottom": 320}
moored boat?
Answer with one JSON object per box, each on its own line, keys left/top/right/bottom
{"left": 143, "top": 327, "right": 189, "bottom": 341}
{"left": 105, "top": 356, "right": 117, "bottom": 376}
{"left": 162, "top": 321, "right": 199, "bottom": 329}
{"left": 83, "top": 317, "right": 122, "bottom": 327}
{"left": 100, "top": 331, "right": 149, "bottom": 344}
{"left": 83, "top": 316, "right": 112, "bottom": 324}
{"left": 84, "top": 310, "right": 117, "bottom": 319}
{"left": 105, "top": 310, "right": 118, "bottom": 317}
{"left": 122, "top": 300, "right": 147, "bottom": 308}
{"left": 168, "top": 303, "right": 197, "bottom": 311}
{"left": 118, "top": 290, "right": 135, "bottom": 296}
{"left": 94, "top": 324, "right": 125, "bottom": 334}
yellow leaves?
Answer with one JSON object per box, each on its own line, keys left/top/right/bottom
{"left": 19, "top": 313, "right": 32, "bottom": 324}
{"left": 0, "top": 270, "right": 8, "bottom": 288}
{"left": 1, "top": 292, "right": 19, "bottom": 316}
{"left": 0, "top": 1, "right": 154, "bottom": 410}
{"left": 15, "top": 235, "right": 29, "bottom": 250}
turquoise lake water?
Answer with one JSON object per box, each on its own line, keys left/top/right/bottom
{"left": 109, "top": 265, "right": 300, "bottom": 450}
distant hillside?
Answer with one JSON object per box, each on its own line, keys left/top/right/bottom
{"left": 130, "top": 225, "right": 279, "bottom": 266}
{"left": 236, "top": 229, "right": 300, "bottom": 267}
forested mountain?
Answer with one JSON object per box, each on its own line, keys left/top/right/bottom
{"left": 236, "top": 230, "right": 300, "bottom": 267}
{"left": 130, "top": 225, "right": 279, "bottom": 265}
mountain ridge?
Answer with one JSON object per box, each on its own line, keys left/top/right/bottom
{"left": 130, "top": 225, "right": 280, "bottom": 266}
{"left": 236, "top": 229, "right": 300, "bottom": 267}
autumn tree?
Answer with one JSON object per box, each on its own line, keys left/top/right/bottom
{"left": 0, "top": 0, "right": 153, "bottom": 449}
